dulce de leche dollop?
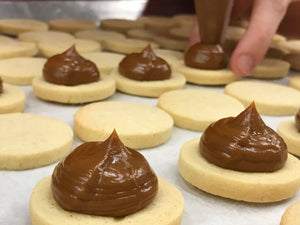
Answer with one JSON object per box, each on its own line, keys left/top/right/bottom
{"left": 185, "top": 43, "right": 226, "bottom": 70}
{"left": 43, "top": 45, "right": 100, "bottom": 86}
{"left": 51, "top": 130, "right": 158, "bottom": 217}
{"left": 118, "top": 44, "right": 171, "bottom": 81}
{"left": 200, "top": 102, "right": 287, "bottom": 172}
{"left": 295, "top": 109, "right": 300, "bottom": 132}
{"left": 185, "top": 0, "right": 233, "bottom": 70}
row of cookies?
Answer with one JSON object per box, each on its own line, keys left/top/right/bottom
{"left": 1, "top": 16, "right": 299, "bottom": 74}
{"left": 26, "top": 101, "right": 300, "bottom": 225}
{"left": 0, "top": 16, "right": 298, "bottom": 224}
{"left": 1, "top": 38, "right": 300, "bottom": 115}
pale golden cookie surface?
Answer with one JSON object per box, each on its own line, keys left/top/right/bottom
{"left": 74, "top": 29, "right": 126, "bottom": 44}
{"left": 38, "top": 39, "right": 101, "bottom": 57}
{"left": 172, "top": 14, "right": 195, "bottom": 28}
{"left": 277, "top": 120, "right": 300, "bottom": 157}
{"left": 18, "top": 31, "right": 74, "bottom": 43}
{"left": 126, "top": 28, "right": 155, "bottom": 41}
{"left": 0, "top": 113, "right": 73, "bottom": 170}
{"left": 289, "top": 75, "right": 300, "bottom": 90}
{"left": 175, "top": 60, "right": 240, "bottom": 85}
{"left": 152, "top": 35, "right": 187, "bottom": 51}
{"left": 30, "top": 176, "right": 184, "bottom": 225}
{"left": 279, "top": 40, "right": 300, "bottom": 54}
{"left": 178, "top": 138, "right": 300, "bottom": 202}
{"left": 137, "top": 16, "right": 177, "bottom": 32}
{"left": 113, "top": 69, "right": 186, "bottom": 98}
{"left": 32, "top": 75, "right": 116, "bottom": 104}
{"left": 0, "top": 19, "right": 48, "bottom": 36}
{"left": 81, "top": 52, "right": 124, "bottom": 74}
{"left": 74, "top": 101, "right": 173, "bottom": 149}
{"left": 157, "top": 89, "right": 244, "bottom": 131}
{"left": 0, "top": 57, "right": 46, "bottom": 85}
{"left": 225, "top": 81, "right": 300, "bottom": 116}
{"left": 280, "top": 201, "right": 300, "bottom": 225}
{"left": 168, "top": 27, "right": 191, "bottom": 40}
{"left": 0, "top": 83, "right": 25, "bottom": 114}
{"left": 153, "top": 49, "right": 183, "bottom": 67}
{"left": 49, "top": 18, "right": 97, "bottom": 33}
{"left": 100, "top": 19, "right": 144, "bottom": 34}
{"left": 102, "top": 38, "right": 159, "bottom": 54}
{"left": 250, "top": 58, "right": 290, "bottom": 79}
{"left": 0, "top": 34, "right": 17, "bottom": 43}
{"left": 0, "top": 41, "right": 38, "bottom": 59}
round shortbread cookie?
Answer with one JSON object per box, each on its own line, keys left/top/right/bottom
{"left": 153, "top": 49, "right": 183, "bottom": 67}
{"left": 280, "top": 201, "right": 300, "bottom": 225}
{"left": 289, "top": 75, "right": 300, "bottom": 90}
{"left": 152, "top": 35, "right": 187, "bottom": 51}
{"left": 32, "top": 75, "right": 116, "bottom": 104}
{"left": 0, "top": 83, "right": 25, "bottom": 114}
{"left": 112, "top": 69, "right": 186, "bottom": 97}
{"left": 0, "top": 113, "right": 73, "bottom": 170}
{"left": 38, "top": 39, "right": 101, "bottom": 58}
{"left": 74, "top": 30, "right": 125, "bottom": 44}
{"left": 172, "top": 14, "right": 195, "bottom": 28}
{"left": 0, "top": 34, "right": 17, "bottom": 43}
{"left": 137, "top": 16, "right": 177, "bottom": 31}
{"left": 0, "top": 19, "right": 48, "bottom": 36}
{"left": 126, "top": 29, "right": 155, "bottom": 41}
{"left": 0, "top": 41, "right": 38, "bottom": 59}
{"left": 74, "top": 101, "right": 173, "bottom": 149}
{"left": 100, "top": 19, "right": 144, "bottom": 34}
{"left": 0, "top": 57, "right": 46, "bottom": 85}
{"left": 225, "top": 26, "right": 246, "bottom": 41}
{"left": 226, "top": 26, "right": 286, "bottom": 45}
{"left": 285, "top": 53, "right": 300, "bottom": 71}
{"left": 178, "top": 138, "right": 300, "bottom": 203}
{"left": 49, "top": 18, "right": 97, "bottom": 33}
{"left": 18, "top": 31, "right": 74, "bottom": 44}
{"left": 168, "top": 27, "right": 191, "bottom": 40}
{"left": 277, "top": 120, "right": 300, "bottom": 157}
{"left": 175, "top": 60, "right": 240, "bottom": 85}
{"left": 30, "top": 176, "right": 184, "bottom": 225}
{"left": 157, "top": 89, "right": 244, "bottom": 131}
{"left": 279, "top": 40, "right": 300, "bottom": 54}
{"left": 102, "top": 38, "right": 159, "bottom": 54}
{"left": 81, "top": 52, "right": 124, "bottom": 74}
{"left": 250, "top": 58, "right": 290, "bottom": 79}
{"left": 224, "top": 81, "right": 300, "bottom": 116}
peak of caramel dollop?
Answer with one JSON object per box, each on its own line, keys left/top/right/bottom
{"left": 295, "top": 109, "right": 300, "bottom": 132}
{"left": 43, "top": 45, "right": 100, "bottom": 86}
{"left": 184, "top": 43, "right": 226, "bottom": 70}
{"left": 118, "top": 44, "right": 171, "bottom": 81}
{"left": 0, "top": 77, "right": 3, "bottom": 94}
{"left": 51, "top": 130, "right": 158, "bottom": 217}
{"left": 200, "top": 102, "right": 287, "bottom": 172}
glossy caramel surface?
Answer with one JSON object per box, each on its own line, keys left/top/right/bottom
{"left": 51, "top": 130, "right": 158, "bottom": 217}
{"left": 118, "top": 45, "right": 171, "bottom": 81}
{"left": 200, "top": 103, "right": 287, "bottom": 172}
{"left": 43, "top": 45, "right": 100, "bottom": 86}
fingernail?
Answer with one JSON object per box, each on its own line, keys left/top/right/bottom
{"left": 237, "top": 54, "right": 255, "bottom": 76}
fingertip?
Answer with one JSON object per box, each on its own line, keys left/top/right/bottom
{"left": 230, "top": 52, "right": 255, "bottom": 77}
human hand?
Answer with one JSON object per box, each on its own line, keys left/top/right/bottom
{"left": 188, "top": 0, "right": 300, "bottom": 76}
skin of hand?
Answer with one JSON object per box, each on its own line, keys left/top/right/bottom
{"left": 188, "top": 0, "right": 300, "bottom": 76}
